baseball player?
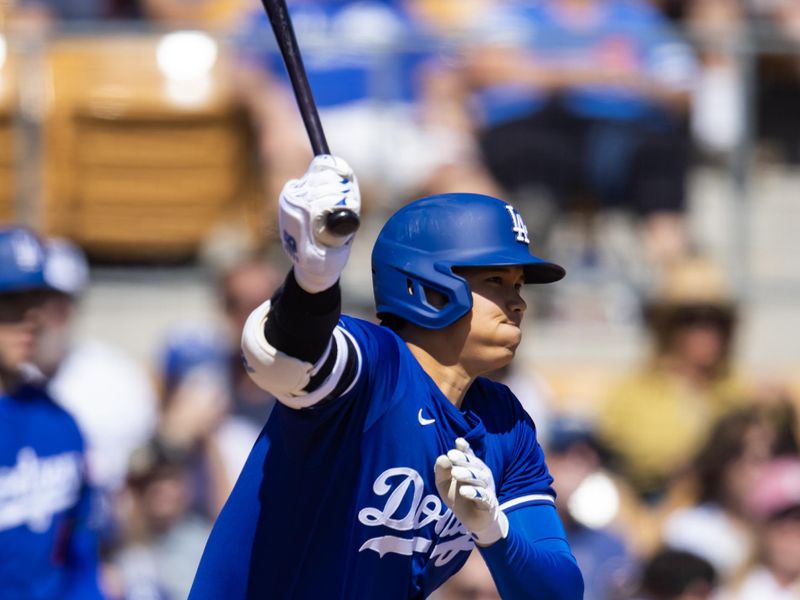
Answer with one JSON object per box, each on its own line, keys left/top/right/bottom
{"left": 0, "top": 227, "right": 103, "bottom": 599}
{"left": 190, "top": 156, "right": 583, "bottom": 599}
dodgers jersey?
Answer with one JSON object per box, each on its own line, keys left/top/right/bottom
{"left": 191, "top": 316, "right": 555, "bottom": 599}
{"left": 0, "top": 384, "right": 102, "bottom": 599}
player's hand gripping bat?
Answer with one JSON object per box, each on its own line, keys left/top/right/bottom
{"left": 259, "top": 0, "right": 361, "bottom": 239}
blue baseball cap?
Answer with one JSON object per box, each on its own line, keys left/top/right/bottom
{"left": 160, "top": 327, "right": 232, "bottom": 392}
{"left": 0, "top": 227, "right": 51, "bottom": 295}
{"left": 43, "top": 238, "right": 90, "bottom": 297}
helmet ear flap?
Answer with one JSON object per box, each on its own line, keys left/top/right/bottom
{"left": 405, "top": 278, "right": 448, "bottom": 311}
{"left": 421, "top": 284, "right": 449, "bottom": 310}
{"left": 373, "top": 255, "right": 473, "bottom": 330}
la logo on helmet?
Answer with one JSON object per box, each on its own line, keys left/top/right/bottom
{"left": 12, "top": 231, "right": 42, "bottom": 272}
{"left": 504, "top": 205, "right": 530, "bottom": 244}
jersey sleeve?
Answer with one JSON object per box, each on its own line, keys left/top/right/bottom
{"left": 264, "top": 315, "right": 403, "bottom": 429}
{"left": 335, "top": 316, "right": 407, "bottom": 429}
{"left": 480, "top": 504, "right": 583, "bottom": 600}
{"left": 492, "top": 386, "right": 556, "bottom": 513}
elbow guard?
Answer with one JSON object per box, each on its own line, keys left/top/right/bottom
{"left": 241, "top": 299, "right": 316, "bottom": 406}
{"left": 241, "top": 299, "right": 352, "bottom": 409}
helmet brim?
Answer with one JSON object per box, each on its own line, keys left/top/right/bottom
{"left": 447, "top": 252, "right": 566, "bottom": 284}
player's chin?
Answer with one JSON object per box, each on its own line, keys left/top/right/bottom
{"left": 493, "top": 336, "right": 520, "bottom": 366}
{"left": 498, "top": 323, "right": 523, "bottom": 350}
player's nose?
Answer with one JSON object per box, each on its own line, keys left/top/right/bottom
{"left": 507, "top": 289, "right": 526, "bottom": 318}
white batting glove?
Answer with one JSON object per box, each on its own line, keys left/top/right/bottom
{"left": 279, "top": 155, "right": 361, "bottom": 294}
{"left": 435, "top": 438, "right": 509, "bottom": 547}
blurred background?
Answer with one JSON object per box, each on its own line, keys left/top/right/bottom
{"left": 2, "top": 0, "right": 800, "bottom": 598}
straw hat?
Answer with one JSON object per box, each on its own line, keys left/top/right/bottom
{"left": 644, "top": 257, "right": 737, "bottom": 351}
{"left": 650, "top": 257, "right": 734, "bottom": 309}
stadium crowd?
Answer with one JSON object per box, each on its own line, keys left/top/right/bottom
{"left": 2, "top": 0, "right": 800, "bottom": 599}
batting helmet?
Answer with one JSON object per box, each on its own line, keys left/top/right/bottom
{"left": 372, "top": 193, "right": 565, "bottom": 329}
{"left": 0, "top": 227, "right": 50, "bottom": 295}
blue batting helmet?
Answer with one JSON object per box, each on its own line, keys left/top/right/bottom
{"left": 0, "top": 227, "right": 50, "bottom": 295}
{"left": 371, "top": 193, "right": 565, "bottom": 329}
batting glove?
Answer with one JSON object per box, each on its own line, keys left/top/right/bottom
{"left": 435, "top": 438, "right": 509, "bottom": 547}
{"left": 279, "top": 155, "right": 361, "bottom": 294}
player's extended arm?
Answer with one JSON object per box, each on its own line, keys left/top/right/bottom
{"left": 480, "top": 505, "right": 583, "bottom": 600}
{"left": 436, "top": 439, "right": 583, "bottom": 600}
{"left": 241, "top": 155, "right": 361, "bottom": 407}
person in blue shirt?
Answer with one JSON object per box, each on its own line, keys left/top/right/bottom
{"left": 467, "top": 0, "right": 697, "bottom": 266}
{"left": 0, "top": 226, "right": 104, "bottom": 599}
{"left": 234, "top": 0, "right": 497, "bottom": 207}
{"left": 190, "top": 155, "right": 584, "bottom": 598}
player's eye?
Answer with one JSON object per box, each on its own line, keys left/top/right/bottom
{"left": 485, "top": 276, "right": 503, "bottom": 285}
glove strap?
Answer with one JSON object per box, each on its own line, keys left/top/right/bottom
{"left": 471, "top": 509, "right": 509, "bottom": 547}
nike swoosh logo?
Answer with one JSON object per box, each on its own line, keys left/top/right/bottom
{"left": 417, "top": 409, "right": 436, "bottom": 426}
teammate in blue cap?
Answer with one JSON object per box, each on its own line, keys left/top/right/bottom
{"left": 0, "top": 227, "right": 103, "bottom": 599}
{"left": 190, "top": 157, "right": 583, "bottom": 599}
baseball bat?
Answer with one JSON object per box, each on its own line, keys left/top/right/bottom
{"left": 260, "top": 0, "right": 360, "bottom": 238}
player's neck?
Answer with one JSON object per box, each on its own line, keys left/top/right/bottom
{"left": 405, "top": 341, "right": 473, "bottom": 408}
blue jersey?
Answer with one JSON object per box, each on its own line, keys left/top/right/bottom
{"left": 238, "top": 0, "right": 429, "bottom": 108}
{"left": 473, "top": 0, "right": 695, "bottom": 126}
{"left": 529, "top": 0, "right": 695, "bottom": 122}
{"left": 191, "top": 316, "right": 555, "bottom": 599}
{"left": 0, "top": 384, "right": 102, "bottom": 599}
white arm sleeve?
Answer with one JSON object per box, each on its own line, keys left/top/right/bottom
{"left": 241, "top": 299, "right": 360, "bottom": 409}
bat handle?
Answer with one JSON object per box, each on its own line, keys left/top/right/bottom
{"left": 260, "top": 0, "right": 358, "bottom": 238}
{"left": 309, "top": 129, "right": 359, "bottom": 237}
{"left": 323, "top": 207, "right": 360, "bottom": 237}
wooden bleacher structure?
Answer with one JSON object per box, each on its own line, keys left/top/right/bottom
{"left": 2, "top": 33, "right": 263, "bottom": 260}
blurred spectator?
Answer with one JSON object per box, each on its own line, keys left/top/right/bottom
{"left": 9, "top": 0, "right": 140, "bottom": 25}
{"left": 432, "top": 549, "right": 500, "bottom": 600}
{"left": 751, "top": 0, "right": 800, "bottom": 164}
{"left": 649, "top": 1, "right": 688, "bottom": 23}
{"left": 598, "top": 258, "right": 750, "bottom": 499}
{"left": 155, "top": 256, "right": 281, "bottom": 515}
{"left": 156, "top": 334, "right": 239, "bottom": 518}
{"left": 234, "top": 0, "right": 497, "bottom": 213}
{"left": 108, "top": 440, "right": 211, "bottom": 600}
{"left": 463, "top": 0, "right": 696, "bottom": 267}
{"left": 664, "top": 0, "right": 800, "bottom": 162}
{"left": 720, "top": 457, "right": 800, "bottom": 599}
{"left": 682, "top": 0, "right": 746, "bottom": 156}
{"left": 157, "top": 326, "right": 257, "bottom": 517}
{"left": 0, "top": 227, "right": 103, "bottom": 599}
{"left": 35, "top": 238, "right": 158, "bottom": 495}
{"left": 661, "top": 406, "right": 797, "bottom": 577}
{"left": 212, "top": 255, "right": 282, "bottom": 425}
{"left": 632, "top": 548, "right": 718, "bottom": 600}
{"left": 546, "top": 415, "right": 638, "bottom": 600}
